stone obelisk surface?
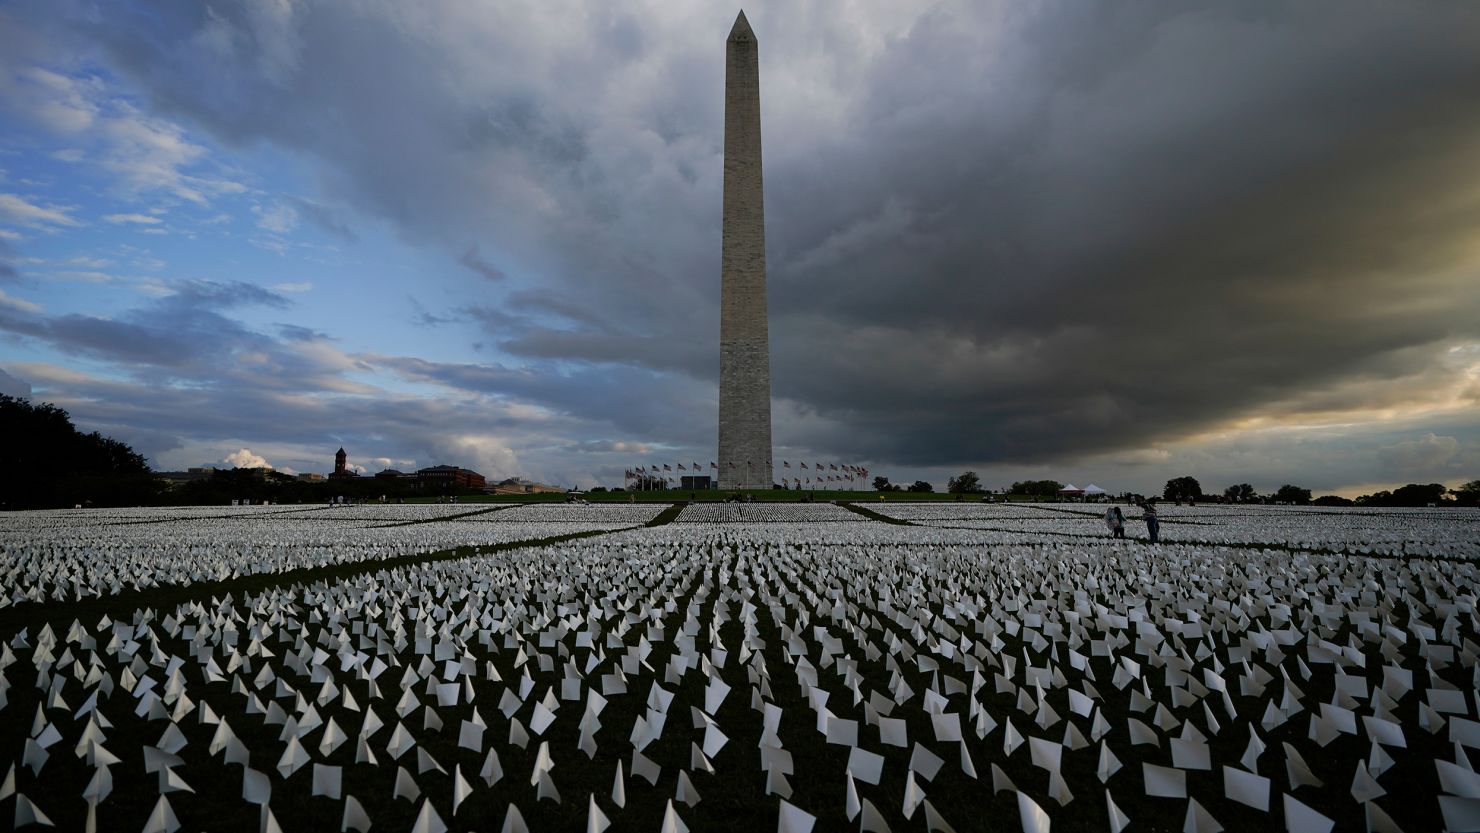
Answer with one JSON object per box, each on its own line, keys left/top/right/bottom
{"left": 718, "top": 10, "right": 773, "bottom": 489}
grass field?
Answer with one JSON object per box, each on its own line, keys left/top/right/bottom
{"left": 2, "top": 502, "right": 1475, "bottom": 832}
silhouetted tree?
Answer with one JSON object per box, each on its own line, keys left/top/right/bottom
{"left": 1354, "top": 490, "right": 1392, "bottom": 507}
{"left": 907, "top": 480, "right": 934, "bottom": 493}
{"left": 0, "top": 394, "right": 160, "bottom": 508}
{"left": 1454, "top": 480, "right": 1480, "bottom": 506}
{"left": 1163, "top": 476, "right": 1202, "bottom": 502}
{"left": 872, "top": 476, "right": 898, "bottom": 492}
{"left": 1355, "top": 484, "right": 1451, "bottom": 507}
{"left": 1390, "top": 483, "right": 1449, "bottom": 506}
{"left": 1273, "top": 485, "right": 1311, "bottom": 505}
{"left": 1223, "top": 483, "right": 1256, "bottom": 502}
{"left": 1312, "top": 495, "right": 1354, "bottom": 507}
{"left": 947, "top": 471, "right": 983, "bottom": 494}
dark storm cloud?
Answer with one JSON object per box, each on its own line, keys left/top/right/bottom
{"left": 0, "top": 279, "right": 290, "bottom": 370}
{"left": 19, "top": 0, "right": 1480, "bottom": 474}
{"left": 370, "top": 354, "right": 714, "bottom": 450}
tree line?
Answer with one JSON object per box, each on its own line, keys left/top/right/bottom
{"left": 1173, "top": 476, "right": 1477, "bottom": 507}
{"left": 7, "top": 393, "right": 1477, "bottom": 510}
{"left": 0, "top": 395, "right": 485, "bottom": 509}
{"left": 864, "top": 464, "right": 1480, "bottom": 507}
{"left": 0, "top": 395, "right": 163, "bottom": 509}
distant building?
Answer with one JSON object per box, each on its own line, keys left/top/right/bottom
{"left": 417, "top": 465, "right": 486, "bottom": 490}
{"left": 155, "top": 466, "right": 216, "bottom": 488}
{"left": 374, "top": 469, "right": 413, "bottom": 482}
{"left": 297, "top": 472, "right": 326, "bottom": 482}
{"left": 329, "top": 447, "right": 359, "bottom": 479}
{"left": 488, "top": 477, "right": 564, "bottom": 495}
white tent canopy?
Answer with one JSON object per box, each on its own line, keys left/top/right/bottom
{"left": 1082, "top": 484, "right": 1107, "bottom": 495}
{"left": 1058, "top": 484, "right": 1083, "bottom": 494}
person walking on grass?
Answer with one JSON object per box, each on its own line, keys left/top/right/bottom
{"left": 1104, "top": 506, "right": 1126, "bottom": 539}
{"left": 1140, "top": 499, "right": 1160, "bottom": 543}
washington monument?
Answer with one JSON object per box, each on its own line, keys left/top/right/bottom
{"left": 717, "top": 10, "right": 773, "bottom": 489}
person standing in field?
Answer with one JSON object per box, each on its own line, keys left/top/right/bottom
{"left": 1104, "top": 506, "right": 1126, "bottom": 539}
{"left": 1140, "top": 500, "right": 1160, "bottom": 543}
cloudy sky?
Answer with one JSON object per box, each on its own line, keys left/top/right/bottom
{"left": 2, "top": 0, "right": 1478, "bottom": 496}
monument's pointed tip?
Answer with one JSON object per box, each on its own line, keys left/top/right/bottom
{"left": 728, "top": 10, "right": 754, "bottom": 42}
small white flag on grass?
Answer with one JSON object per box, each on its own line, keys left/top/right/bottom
{"left": 859, "top": 798, "right": 889, "bottom": 833}
{"left": 1283, "top": 743, "right": 1324, "bottom": 789}
{"left": 846, "top": 772, "right": 861, "bottom": 821}
{"left": 923, "top": 798, "right": 957, "bottom": 833}
{"left": 500, "top": 804, "right": 529, "bottom": 833}
{"left": 1222, "top": 765, "right": 1269, "bottom": 811}
{"left": 1283, "top": 794, "right": 1335, "bottom": 833}
{"left": 140, "top": 795, "right": 179, "bottom": 833}
{"left": 660, "top": 799, "right": 690, "bottom": 833}
{"left": 587, "top": 794, "right": 611, "bottom": 833}
{"left": 846, "top": 747, "right": 885, "bottom": 785}
{"left": 340, "top": 796, "right": 370, "bottom": 833}
{"left": 1107, "top": 791, "right": 1130, "bottom": 833}
{"left": 675, "top": 770, "right": 700, "bottom": 807}
{"left": 394, "top": 766, "right": 420, "bottom": 802}
{"left": 1364, "top": 801, "right": 1404, "bottom": 833}
{"left": 1144, "top": 763, "right": 1187, "bottom": 798}
{"left": 243, "top": 768, "right": 271, "bottom": 806}
{"left": 312, "top": 764, "right": 342, "bottom": 800}
{"left": 909, "top": 743, "right": 945, "bottom": 781}
{"left": 777, "top": 799, "right": 815, "bottom": 833}
{"left": 1171, "top": 736, "right": 1210, "bottom": 771}
{"left": 481, "top": 748, "right": 504, "bottom": 787}
{"left": 879, "top": 717, "right": 908, "bottom": 748}
{"left": 1029, "top": 736, "right": 1062, "bottom": 773}
{"left": 1097, "top": 741, "right": 1122, "bottom": 783}
{"left": 412, "top": 799, "right": 447, "bottom": 833}
{"left": 530, "top": 702, "right": 556, "bottom": 736}
{"left": 1183, "top": 798, "right": 1221, "bottom": 833}
{"left": 632, "top": 750, "right": 661, "bottom": 785}
{"left": 903, "top": 770, "right": 925, "bottom": 819}
{"left": 13, "top": 794, "right": 55, "bottom": 829}
{"left": 453, "top": 765, "right": 472, "bottom": 815}
{"left": 1017, "top": 792, "right": 1051, "bottom": 833}
{"left": 705, "top": 678, "right": 731, "bottom": 715}
{"left": 458, "top": 720, "right": 485, "bottom": 752}
{"left": 1350, "top": 763, "right": 1385, "bottom": 804}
